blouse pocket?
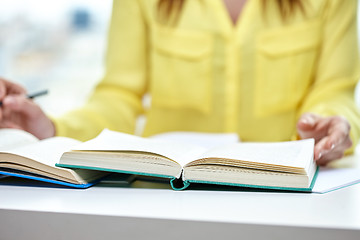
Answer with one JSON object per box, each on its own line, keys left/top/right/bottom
{"left": 254, "top": 20, "right": 321, "bottom": 117}
{"left": 150, "top": 26, "right": 213, "bottom": 114}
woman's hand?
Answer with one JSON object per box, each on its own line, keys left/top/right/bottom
{"left": 296, "top": 113, "right": 352, "bottom": 166}
{"left": 0, "top": 78, "right": 55, "bottom": 139}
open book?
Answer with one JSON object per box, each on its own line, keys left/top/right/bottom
{"left": 57, "top": 129, "right": 318, "bottom": 191}
{"left": 0, "top": 128, "right": 107, "bottom": 188}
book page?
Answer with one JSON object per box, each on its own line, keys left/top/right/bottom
{"left": 194, "top": 139, "right": 315, "bottom": 170}
{"left": 0, "top": 128, "right": 39, "bottom": 151}
{"left": 313, "top": 167, "right": 360, "bottom": 193}
{"left": 3, "top": 137, "right": 81, "bottom": 167}
{"left": 151, "top": 132, "right": 239, "bottom": 148}
{"left": 71, "top": 129, "right": 207, "bottom": 166}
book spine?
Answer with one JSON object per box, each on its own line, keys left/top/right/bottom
{"left": 170, "top": 177, "right": 191, "bottom": 190}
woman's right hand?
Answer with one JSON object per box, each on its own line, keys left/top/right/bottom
{"left": 0, "top": 78, "right": 55, "bottom": 139}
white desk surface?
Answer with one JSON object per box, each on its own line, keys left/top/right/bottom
{"left": 1, "top": 154, "right": 360, "bottom": 240}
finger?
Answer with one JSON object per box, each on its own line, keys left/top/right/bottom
{"left": 297, "top": 114, "right": 331, "bottom": 142}
{"left": 317, "top": 150, "right": 344, "bottom": 166}
{"left": 297, "top": 113, "right": 318, "bottom": 130}
{"left": 297, "top": 113, "right": 320, "bottom": 139}
{"left": 315, "top": 136, "right": 352, "bottom": 165}
{"left": 0, "top": 120, "right": 22, "bottom": 129}
{"left": 0, "top": 78, "right": 26, "bottom": 100}
{"left": 324, "top": 117, "right": 351, "bottom": 149}
{"left": 0, "top": 121, "right": 9, "bottom": 128}
{"left": 2, "top": 78, "right": 27, "bottom": 95}
{"left": 317, "top": 137, "right": 352, "bottom": 166}
{"left": 2, "top": 95, "right": 39, "bottom": 117}
{"left": 314, "top": 136, "right": 330, "bottom": 161}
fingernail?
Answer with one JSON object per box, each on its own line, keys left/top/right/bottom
{"left": 318, "top": 152, "right": 322, "bottom": 159}
{"left": 302, "top": 116, "right": 315, "bottom": 126}
{"left": 331, "top": 144, "right": 335, "bottom": 150}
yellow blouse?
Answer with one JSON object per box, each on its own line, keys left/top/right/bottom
{"left": 53, "top": 0, "right": 360, "bottom": 152}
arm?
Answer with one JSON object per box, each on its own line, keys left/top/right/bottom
{"left": 297, "top": 0, "right": 360, "bottom": 165}
{"left": 53, "top": 0, "right": 148, "bottom": 141}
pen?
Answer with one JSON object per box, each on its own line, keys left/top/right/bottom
{"left": 0, "top": 89, "right": 48, "bottom": 107}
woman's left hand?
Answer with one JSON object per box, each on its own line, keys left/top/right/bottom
{"left": 296, "top": 113, "right": 352, "bottom": 166}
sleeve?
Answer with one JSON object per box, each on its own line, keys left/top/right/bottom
{"left": 297, "top": 0, "right": 360, "bottom": 153}
{"left": 52, "top": 0, "right": 148, "bottom": 141}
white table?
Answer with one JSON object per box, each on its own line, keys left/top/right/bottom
{"left": 1, "top": 155, "right": 360, "bottom": 240}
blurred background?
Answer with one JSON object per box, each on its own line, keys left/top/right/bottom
{"left": 0, "top": 0, "right": 112, "bottom": 116}
{"left": 0, "top": 0, "right": 360, "bottom": 117}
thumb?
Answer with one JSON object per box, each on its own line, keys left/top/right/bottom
{"left": 2, "top": 95, "right": 39, "bottom": 117}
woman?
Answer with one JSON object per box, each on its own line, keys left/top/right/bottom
{"left": 0, "top": 0, "right": 359, "bottom": 165}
